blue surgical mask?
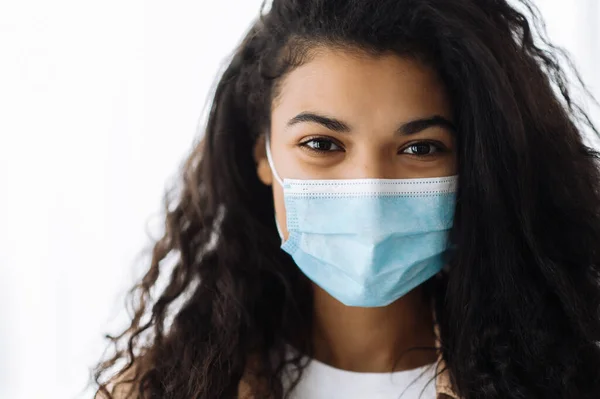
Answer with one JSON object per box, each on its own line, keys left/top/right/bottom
{"left": 266, "top": 137, "right": 457, "bottom": 307}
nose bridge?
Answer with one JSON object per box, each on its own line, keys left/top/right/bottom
{"left": 350, "top": 144, "right": 392, "bottom": 179}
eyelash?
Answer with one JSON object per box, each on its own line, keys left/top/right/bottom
{"left": 299, "top": 137, "right": 344, "bottom": 153}
{"left": 298, "top": 136, "right": 447, "bottom": 156}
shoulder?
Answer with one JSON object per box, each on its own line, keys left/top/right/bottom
{"left": 94, "top": 365, "right": 140, "bottom": 399}
{"left": 238, "top": 353, "right": 275, "bottom": 399}
{"left": 238, "top": 378, "right": 256, "bottom": 399}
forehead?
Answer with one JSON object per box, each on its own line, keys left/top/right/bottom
{"left": 271, "top": 47, "right": 452, "bottom": 123}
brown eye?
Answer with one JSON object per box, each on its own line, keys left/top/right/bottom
{"left": 300, "top": 138, "right": 343, "bottom": 152}
{"left": 401, "top": 142, "right": 444, "bottom": 156}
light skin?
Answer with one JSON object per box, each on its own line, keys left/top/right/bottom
{"left": 255, "top": 46, "right": 457, "bottom": 373}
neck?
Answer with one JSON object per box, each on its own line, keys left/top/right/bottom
{"left": 311, "top": 284, "right": 437, "bottom": 373}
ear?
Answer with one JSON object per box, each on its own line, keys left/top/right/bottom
{"left": 254, "top": 134, "right": 273, "bottom": 186}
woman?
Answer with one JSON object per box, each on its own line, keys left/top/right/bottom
{"left": 93, "top": 0, "right": 600, "bottom": 398}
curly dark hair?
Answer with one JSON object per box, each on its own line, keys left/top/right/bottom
{"left": 92, "top": 0, "right": 600, "bottom": 398}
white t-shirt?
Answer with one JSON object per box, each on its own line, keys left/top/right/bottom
{"left": 283, "top": 357, "right": 437, "bottom": 399}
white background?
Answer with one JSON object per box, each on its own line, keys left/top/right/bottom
{"left": 0, "top": 1, "right": 598, "bottom": 398}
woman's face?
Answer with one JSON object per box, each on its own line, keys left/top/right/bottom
{"left": 256, "top": 47, "right": 456, "bottom": 240}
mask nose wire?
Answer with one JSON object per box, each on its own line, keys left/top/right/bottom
{"left": 265, "top": 135, "right": 284, "bottom": 187}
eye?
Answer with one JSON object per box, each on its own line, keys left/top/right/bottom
{"left": 299, "top": 137, "right": 344, "bottom": 153}
{"left": 400, "top": 141, "right": 445, "bottom": 156}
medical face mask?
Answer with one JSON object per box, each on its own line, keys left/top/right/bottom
{"left": 265, "top": 137, "right": 457, "bottom": 307}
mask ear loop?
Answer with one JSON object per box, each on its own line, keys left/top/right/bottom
{"left": 265, "top": 134, "right": 284, "bottom": 187}
{"left": 264, "top": 134, "right": 285, "bottom": 241}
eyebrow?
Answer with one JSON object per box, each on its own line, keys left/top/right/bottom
{"left": 287, "top": 112, "right": 455, "bottom": 135}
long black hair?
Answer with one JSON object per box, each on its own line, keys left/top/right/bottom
{"left": 93, "top": 0, "right": 600, "bottom": 398}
